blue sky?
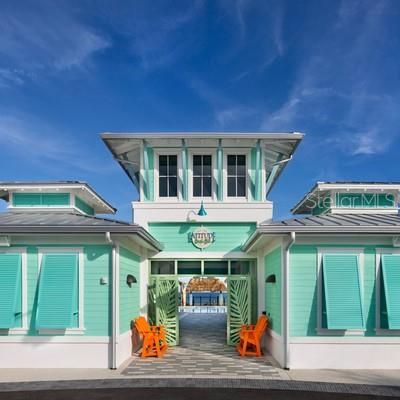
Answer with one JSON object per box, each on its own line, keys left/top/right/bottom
{"left": 1, "top": 0, "right": 399, "bottom": 220}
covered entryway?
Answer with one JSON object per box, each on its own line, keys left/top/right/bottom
{"left": 147, "top": 259, "right": 257, "bottom": 346}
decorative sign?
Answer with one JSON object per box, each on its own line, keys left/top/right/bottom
{"left": 189, "top": 226, "right": 216, "bottom": 250}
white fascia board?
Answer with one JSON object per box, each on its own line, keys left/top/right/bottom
{"left": 318, "top": 183, "right": 400, "bottom": 191}
{"left": 330, "top": 208, "right": 398, "bottom": 214}
{"left": 101, "top": 132, "right": 304, "bottom": 140}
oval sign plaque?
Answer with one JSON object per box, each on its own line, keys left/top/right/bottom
{"left": 189, "top": 227, "right": 216, "bottom": 250}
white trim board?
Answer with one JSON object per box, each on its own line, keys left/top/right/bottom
{"left": 150, "top": 251, "right": 252, "bottom": 259}
{"left": 289, "top": 342, "right": 400, "bottom": 369}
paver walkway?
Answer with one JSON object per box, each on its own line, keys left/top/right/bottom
{"left": 123, "top": 312, "right": 286, "bottom": 379}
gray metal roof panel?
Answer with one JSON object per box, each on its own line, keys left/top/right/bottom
{"left": 261, "top": 213, "right": 400, "bottom": 228}
{"left": 0, "top": 212, "right": 163, "bottom": 251}
{"left": 242, "top": 213, "right": 400, "bottom": 251}
{"left": 0, "top": 212, "right": 129, "bottom": 227}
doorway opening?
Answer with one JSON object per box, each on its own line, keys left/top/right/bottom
{"left": 178, "top": 276, "right": 227, "bottom": 349}
{"left": 148, "top": 259, "right": 257, "bottom": 347}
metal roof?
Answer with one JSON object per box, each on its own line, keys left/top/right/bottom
{"left": 291, "top": 181, "right": 400, "bottom": 214}
{"left": 0, "top": 181, "right": 116, "bottom": 214}
{"left": 265, "top": 213, "right": 400, "bottom": 228}
{"left": 242, "top": 213, "right": 400, "bottom": 251}
{"left": 101, "top": 132, "right": 304, "bottom": 196}
{"left": 0, "top": 212, "right": 162, "bottom": 251}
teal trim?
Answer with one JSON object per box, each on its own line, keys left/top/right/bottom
{"left": 265, "top": 154, "right": 283, "bottom": 196}
{"left": 13, "top": 193, "right": 70, "bottom": 207}
{"left": 148, "top": 222, "right": 256, "bottom": 253}
{"left": 119, "top": 247, "right": 140, "bottom": 334}
{"left": 289, "top": 245, "right": 379, "bottom": 337}
{"left": 142, "top": 143, "right": 154, "bottom": 201}
{"left": 265, "top": 247, "right": 281, "bottom": 334}
{"left": 336, "top": 193, "right": 395, "bottom": 208}
{"left": 322, "top": 254, "right": 364, "bottom": 330}
{"left": 250, "top": 148, "right": 256, "bottom": 201}
{"left": 381, "top": 255, "right": 400, "bottom": 329}
{"left": 0, "top": 254, "right": 22, "bottom": 328}
{"left": 0, "top": 244, "right": 111, "bottom": 337}
{"left": 181, "top": 141, "right": 188, "bottom": 201}
{"left": 217, "top": 141, "right": 223, "bottom": 201}
{"left": 36, "top": 253, "right": 78, "bottom": 329}
{"left": 75, "top": 196, "right": 95, "bottom": 216}
{"left": 254, "top": 140, "right": 262, "bottom": 201}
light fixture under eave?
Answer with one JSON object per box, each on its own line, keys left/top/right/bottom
{"left": 265, "top": 274, "right": 276, "bottom": 283}
{"left": 126, "top": 274, "right": 137, "bottom": 287}
{"left": 197, "top": 201, "right": 207, "bottom": 216}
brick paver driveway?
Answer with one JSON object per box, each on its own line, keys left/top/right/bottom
{"left": 123, "top": 313, "right": 286, "bottom": 379}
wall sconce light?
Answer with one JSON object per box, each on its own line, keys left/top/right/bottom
{"left": 197, "top": 201, "right": 207, "bottom": 216}
{"left": 265, "top": 274, "right": 276, "bottom": 283}
{"left": 126, "top": 274, "right": 137, "bottom": 287}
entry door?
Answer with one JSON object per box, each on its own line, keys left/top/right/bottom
{"left": 148, "top": 276, "right": 179, "bottom": 346}
{"left": 227, "top": 276, "right": 251, "bottom": 345}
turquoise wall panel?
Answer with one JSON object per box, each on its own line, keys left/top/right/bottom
{"left": 148, "top": 222, "right": 256, "bottom": 253}
{"left": 119, "top": 247, "right": 140, "bottom": 334}
{"left": 264, "top": 247, "right": 281, "bottom": 334}
{"left": 0, "top": 244, "right": 112, "bottom": 337}
{"left": 83, "top": 245, "right": 112, "bottom": 336}
{"left": 75, "top": 196, "right": 95, "bottom": 216}
{"left": 289, "top": 245, "right": 378, "bottom": 337}
{"left": 13, "top": 193, "right": 70, "bottom": 207}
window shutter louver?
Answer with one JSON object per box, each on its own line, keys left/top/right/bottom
{"left": 322, "top": 254, "right": 364, "bottom": 330}
{"left": 0, "top": 254, "right": 22, "bottom": 329}
{"left": 36, "top": 253, "right": 78, "bottom": 329}
{"left": 381, "top": 254, "right": 400, "bottom": 329}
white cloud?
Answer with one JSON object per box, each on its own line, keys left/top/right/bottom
{"left": 261, "top": 0, "right": 399, "bottom": 156}
{"left": 100, "top": 0, "right": 204, "bottom": 71}
{"left": 218, "top": 0, "right": 286, "bottom": 72}
{"left": 189, "top": 78, "right": 260, "bottom": 129}
{"left": 0, "top": 113, "right": 114, "bottom": 174}
{"left": 0, "top": 1, "right": 110, "bottom": 84}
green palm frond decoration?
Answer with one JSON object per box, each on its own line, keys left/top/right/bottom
{"left": 148, "top": 276, "right": 179, "bottom": 346}
{"left": 227, "top": 276, "right": 251, "bottom": 345}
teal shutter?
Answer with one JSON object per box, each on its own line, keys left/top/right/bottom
{"left": 36, "top": 253, "right": 79, "bottom": 329}
{"left": 322, "top": 254, "right": 364, "bottom": 329}
{"left": 381, "top": 255, "right": 400, "bottom": 329}
{"left": 0, "top": 254, "right": 22, "bottom": 328}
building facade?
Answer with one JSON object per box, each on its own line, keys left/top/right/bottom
{"left": 1, "top": 133, "right": 400, "bottom": 370}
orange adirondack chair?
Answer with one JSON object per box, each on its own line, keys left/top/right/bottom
{"left": 134, "top": 316, "right": 168, "bottom": 358}
{"left": 236, "top": 315, "right": 268, "bottom": 357}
